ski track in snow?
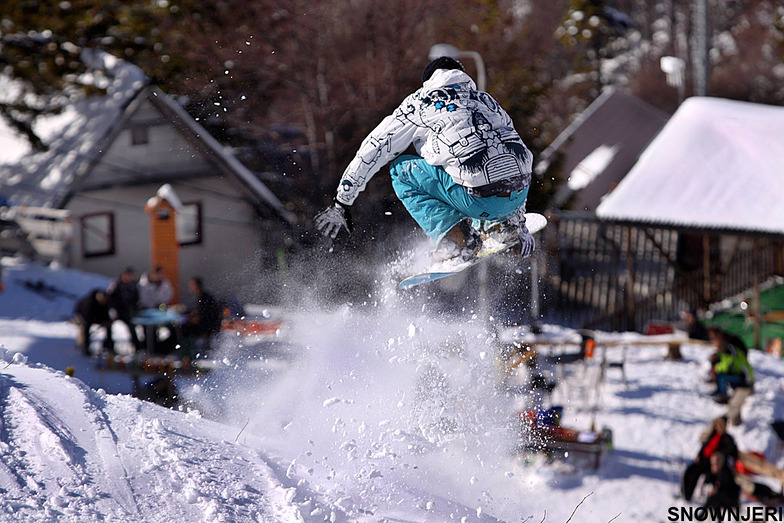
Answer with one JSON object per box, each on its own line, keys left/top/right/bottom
{"left": 3, "top": 259, "right": 784, "bottom": 522}
{"left": 0, "top": 363, "right": 321, "bottom": 522}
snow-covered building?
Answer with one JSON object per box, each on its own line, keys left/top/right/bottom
{"left": 592, "top": 97, "right": 784, "bottom": 338}
{"left": 596, "top": 97, "right": 784, "bottom": 236}
{"left": 536, "top": 89, "right": 669, "bottom": 212}
{"left": 541, "top": 95, "right": 784, "bottom": 334}
{"left": 0, "top": 50, "right": 294, "bottom": 302}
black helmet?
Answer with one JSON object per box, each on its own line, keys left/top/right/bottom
{"left": 422, "top": 56, "right": 465, "bottom": 84}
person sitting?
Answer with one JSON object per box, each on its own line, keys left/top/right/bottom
{"left": 682, "top": 416, "right": 738, "bottom": 502}
{"left": 137, "top": 266, "right": 176, "bottom": 354}
{"left": 138, "top": 266, "right": 174, "bottom": 310}
{"left": 708, "top": 328, "right": 754, "bottom": 404}
{"left": 73, "top": 289, "right": 112, "bottom": 355}
{"left": 703, "top": 452, "right": 741, "bottom": 517}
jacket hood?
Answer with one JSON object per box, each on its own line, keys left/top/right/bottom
{"left": 422, "top": 69, "right": 477, "bottom": 91}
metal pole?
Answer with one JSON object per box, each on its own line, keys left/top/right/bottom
{"left": 692, "top": 0, "right": 708, "bottom": 96}
{"left": 531, "top": 254, "right": 540, "bottom": 320}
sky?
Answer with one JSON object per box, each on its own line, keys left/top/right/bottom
{"left": 2, "top": 256, "right": 784, "bottom": 522}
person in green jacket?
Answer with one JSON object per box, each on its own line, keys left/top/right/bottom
{"left": 708, "top": 328, "right": 754, "bottom": 403}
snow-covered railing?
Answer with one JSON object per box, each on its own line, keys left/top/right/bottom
{"left": 2, "top": 206, "right": 73, "bottom": 263}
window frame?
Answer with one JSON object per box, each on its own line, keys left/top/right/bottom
{"left": 80, "top": 211, "right": 116, "bottom": 258}
{"left": 177, "top": 201, "right": 203, "bottom": 246}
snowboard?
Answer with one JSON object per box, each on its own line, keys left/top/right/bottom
{"left": 399, "top": 212, "right": 547, "bottom": 289}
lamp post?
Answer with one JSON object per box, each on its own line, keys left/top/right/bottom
{"left": 660, "top": 56, "right": 686, "bottom": 104}
{"left": 428, "top": 43, "right": 487, "bottom": 91}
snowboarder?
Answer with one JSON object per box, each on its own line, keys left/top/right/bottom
{"left": 315, "top": 56, "right": 535, "bottom": 263}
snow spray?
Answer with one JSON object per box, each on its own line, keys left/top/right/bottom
{"left": 185, "top": 258, "right": 537, "bottom": 519}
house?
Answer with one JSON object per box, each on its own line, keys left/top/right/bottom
{"left": 596, "top": 97, "right": 784, "bottom": 235}
{"left": 536, "top": 89, "right": 669, "bottom": 211}
{"left": 534, "top": 89, "right": 671, "bottom": 329}
{"left": 594, "top": 97, "right": 784, "bottom": 339}
{"left": 0, "top": 50, "right": 295, "bottom": 303}
{"left": 539, "top": 95, "right": 784, "bottom": 334}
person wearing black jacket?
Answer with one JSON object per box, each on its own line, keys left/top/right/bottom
{"left": 106, "top": 267, "right": 142, "bottom": 352}
{"left": 73, "top": 289, "right": 112, "bottom": 355}
{"left": 185, "top": 276, "right": 222, "bottom": 352}
{"left": 682, "top": 416, "right": 738, "bottom": 501}
{"left": 704, "top": 452, "right": 741, "bottom": 520}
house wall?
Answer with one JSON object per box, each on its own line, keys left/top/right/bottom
{"left": 66, "top": 177, "right": 272, "bottom": 305}
{"left": 85, "top": 112, "right": 214, "bottom": 190}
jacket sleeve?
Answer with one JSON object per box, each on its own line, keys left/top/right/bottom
{"left": 335, "top": 97, "right": 419, "bottom": 206}
{"left": 713, "top": 353, "right": 733, "bottom": 374}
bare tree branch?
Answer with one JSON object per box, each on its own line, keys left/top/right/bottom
{"left": 565, "top": 492, "right": 593, "bottom": 523}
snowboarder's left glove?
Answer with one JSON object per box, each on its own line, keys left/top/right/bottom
{"left": 508, "top": 207, "right": 535, "bottom": 258}
{"left": 518, "top": 224, "right": 536, "bottom": 258}
{"left": 315, "top": 200, "right": 352, "bottom": 239}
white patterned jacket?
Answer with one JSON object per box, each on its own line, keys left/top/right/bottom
{"left": 335, "top": 68, "right": 533, "bottom": 206}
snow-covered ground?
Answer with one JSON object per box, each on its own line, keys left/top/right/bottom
{"left": 1, "top": 256, "right": 784, "bottom": 522}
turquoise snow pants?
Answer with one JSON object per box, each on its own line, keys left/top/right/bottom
{"left": 389, "top": 155, "right": 529, "bottom": 242}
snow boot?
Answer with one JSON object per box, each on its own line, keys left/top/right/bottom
{"left": 433, "top": 219, "right": 483, "bottom": 262}
{"left": 477, "top": 207, "right": 525, "bottom": 244}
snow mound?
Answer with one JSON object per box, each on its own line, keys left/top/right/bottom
{"left": 0, "top": 358, "right": 338, "bottom": 522}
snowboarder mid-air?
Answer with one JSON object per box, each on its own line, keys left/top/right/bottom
{"left": 315, "top": 56, "right": 536, "bottom": 263}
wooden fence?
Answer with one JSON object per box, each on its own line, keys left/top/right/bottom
{"left": 538, "top": 211, "right": 784, "bottom": 333}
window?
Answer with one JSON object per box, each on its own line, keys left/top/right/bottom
{"left": 131, "top": 126, "right": 149, "bottom": 146}
{"left": 80, "top": 212, "right": 115, "bottom": 257}
{"left": 177, "top": 202, "right": 202, "bottom": 246}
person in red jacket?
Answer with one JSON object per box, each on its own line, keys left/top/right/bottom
{"left": 703, "top": 452, "right": 741, "bottom": 515}
{"left": 682, "top": 416, "right": 738, "bottom": 501}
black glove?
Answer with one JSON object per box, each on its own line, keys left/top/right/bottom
{"left": 315, "top": 201, "right": 352, "bottom": 239}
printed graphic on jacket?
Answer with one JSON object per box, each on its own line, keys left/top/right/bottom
{"left": 410, "top": 83, "right": 531, "bottom": 185}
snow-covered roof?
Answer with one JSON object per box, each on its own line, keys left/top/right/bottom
{"left": 596, "top": 97, "right": 784, "bottom": 235}
{"left": 0, "top": 49, "right": 146, "bottom": 207}
{"left": 536, "top": 89, "right": 669, "bottom": 212}
{"left": 0, "top": 50, "right": 294, "bottom": 225}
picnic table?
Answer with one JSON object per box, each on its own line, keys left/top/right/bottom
{"left": 132, "top": 308, "right": 186, "bottom": 355}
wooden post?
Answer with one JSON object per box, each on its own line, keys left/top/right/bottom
{"left": 625, "top": 227, "right": 636, "bottom": 332}
{"left": 145, "top": 194, "right": 180, "bottom": 303}
{"left": 702, "top": 235, "right": 711, "bottom": 304}
{"left": 752, "top": 239, "right": 762, "bottom": 350}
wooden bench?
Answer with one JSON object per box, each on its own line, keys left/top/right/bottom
{"left": 521, "top": 424, "right": 612, "bottom": 470}
{"left": 738, "top": 451, "right": 784, "bottom": 482}
{"left": 591, "top": 336, "right": 712, "bottom": 360}
{"left": 502, "top": 328, "right": 712, "bottom": 363}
